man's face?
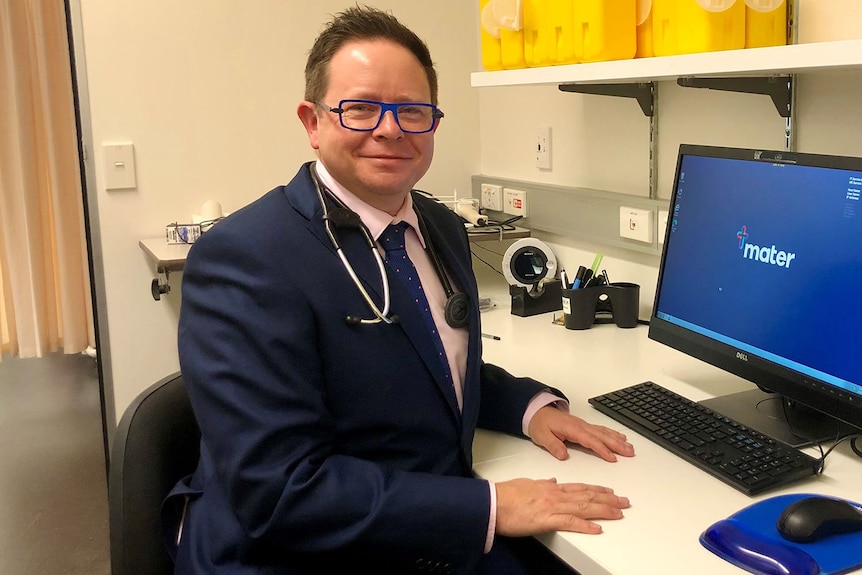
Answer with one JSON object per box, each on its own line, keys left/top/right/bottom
{"left": 299, "top": 39, "right": 438, "bottom": 214}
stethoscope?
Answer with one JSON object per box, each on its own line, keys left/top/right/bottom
{"left": 310, "top": 163, "right": 470, "bottom": 328}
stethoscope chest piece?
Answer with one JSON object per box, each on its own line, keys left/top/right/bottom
{"left": 443, "top": 292, "right": 470, "bottom": 329}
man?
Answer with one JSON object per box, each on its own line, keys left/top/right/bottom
{"left": 166, "top": 6, "right": 633, "bottom": 574}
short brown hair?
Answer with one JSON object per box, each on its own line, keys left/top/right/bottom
{"left": 304, "top": 5, "right": 439, "bottom": 105}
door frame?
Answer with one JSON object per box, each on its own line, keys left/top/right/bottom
{"left": 64, "top": 0, "right": 116, "bottom": 477}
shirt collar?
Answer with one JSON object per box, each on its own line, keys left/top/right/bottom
{"left": 314, "top": 161, "right": 426, "bottom": 249}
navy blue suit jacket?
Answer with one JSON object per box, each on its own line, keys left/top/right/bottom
{"left": 167, "top": 164, "right": 560, "bottom": 574}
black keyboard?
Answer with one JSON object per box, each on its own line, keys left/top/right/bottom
{"left": 589, "top": 381, "right": 821, "bottom": 495}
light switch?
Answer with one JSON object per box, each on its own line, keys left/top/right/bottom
{"left": 103, "top": 143, "right": 137, "bottom": 190}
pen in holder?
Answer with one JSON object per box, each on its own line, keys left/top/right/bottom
{"left": 561, "top": 282, "right": 640, "bottom": 329}
{"left": 510, "top": 279, "right": 564, "bottom": 317}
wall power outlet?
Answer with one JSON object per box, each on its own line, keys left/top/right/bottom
{"left": 480, "top": 183, "right": 503, "bottom": 211}
{"left": 504, "top": 188, "right": 528, "bottom": 217}
{"left": 619, "top": 206, "right": 653, "bottom": 243}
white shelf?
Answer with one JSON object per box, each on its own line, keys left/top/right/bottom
{"left": 471, "top": 39, "right": 862, "bottom": 87}
{"left": 139, "top": 237, "right": 191, "bottom": 272}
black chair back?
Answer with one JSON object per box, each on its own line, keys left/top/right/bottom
{"left": 109, "top": 373, "right": 200, "bottom": 575}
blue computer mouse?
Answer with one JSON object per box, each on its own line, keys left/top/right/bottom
{"left": 776, "top": 496, "right": 862, "bottom": 543}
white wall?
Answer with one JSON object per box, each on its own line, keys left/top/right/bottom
{"left": 75, "top": 0, "right": 480, "bottom": 422}
{"left": 77, "top": 0, "right": 861, "bottom": 423}
{"left": 476, "top": 0, "right": 862, "bottom": 319}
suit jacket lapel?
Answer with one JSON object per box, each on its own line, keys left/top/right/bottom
{"left": 287, "top": 164, "right": 391, "bottom": 314}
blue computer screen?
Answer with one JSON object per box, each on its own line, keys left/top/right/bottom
{"left": 655, "top": 154, "right": 862, "bottom": 394}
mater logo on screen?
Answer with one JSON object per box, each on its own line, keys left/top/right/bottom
{"left": 736, "top": 225, "right": 796, "bottom": 268}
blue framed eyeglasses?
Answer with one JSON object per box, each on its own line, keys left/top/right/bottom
{"left": 317, "top": 99, "right": 444, "bottom": 134}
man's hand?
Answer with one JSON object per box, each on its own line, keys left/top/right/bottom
{"left": 528, "top": 406, "right": 635, "bottom": 462}
{"left": 495, "top": 478, "right": 630, "bottom": 536}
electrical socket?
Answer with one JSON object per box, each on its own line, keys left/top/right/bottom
{"left": 619, "top": 206, "right": 653, "bottom": 243}
{"left": 480, "top": 183, "right": 503, "bottom": 211}
{"left": 504, "top": 188, "right": 528, "bottom": 217}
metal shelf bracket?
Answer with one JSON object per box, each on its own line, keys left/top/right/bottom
{"left": 676, "top": 75, "right": 793, "bottom": 118}
{"left": 559, "top": 82, "right": 655, "bottom": 116}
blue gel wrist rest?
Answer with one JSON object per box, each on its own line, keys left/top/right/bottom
{"left": 701, "top": 520, "right": 820, "bottom": 575}
{"left": 700, "top": 493, "right": 862, "bottom": 575}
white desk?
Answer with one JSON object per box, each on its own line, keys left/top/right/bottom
{"left": 139, "top": 237, "right": 192, "bottom": 272}
{"left": 473, "top": 283, "right": 862, "bottom": 575}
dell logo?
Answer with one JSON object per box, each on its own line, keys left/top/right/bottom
{"left": 736, "top": 351, "right": 749, "bottom": 361}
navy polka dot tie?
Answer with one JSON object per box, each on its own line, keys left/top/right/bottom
{"left": 379, "top": 222, "right": 453, "bottom": 386}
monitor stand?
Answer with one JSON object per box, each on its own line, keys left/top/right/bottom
{"left": 699, "top": 389, "right": 854, "bottom": 448}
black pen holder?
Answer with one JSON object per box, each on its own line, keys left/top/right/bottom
{"left": 561, "top": 282, "right": 640, "bottom": 329}
{"left": 510, "top": 280, "right": 563, "bottom": 317}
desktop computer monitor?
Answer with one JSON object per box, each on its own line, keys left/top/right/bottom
{"left": 649, "top": 144, "right": 862, "bottom": 447}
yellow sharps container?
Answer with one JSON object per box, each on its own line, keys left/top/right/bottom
{"left": 573, "top": 0, "right": 637, "bottom": 63}
{"left": 636, "top": 0, "right": 655, "bottom": 58}
{"left": 480, "top": 0, "right": 527, "bottom": 70}
{"left": 745, "top": 0, "right": 787, "bottom": 48}
{"left": 652, "top": 0, "right": 745, "bottom": 56}
{"left": 523, "top": 0, "right": 578, "bottom": 67}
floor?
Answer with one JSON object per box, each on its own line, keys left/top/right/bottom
{"left": 0, "top": 351, "right": 110, "bottom": 575}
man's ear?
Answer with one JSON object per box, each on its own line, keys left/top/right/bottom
{"left": 297, "top": 102, "right": 320, "bottom": 150}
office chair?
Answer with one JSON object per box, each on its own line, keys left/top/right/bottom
{"left": 109, "top": 372, "right": 201, "bottom": 575}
